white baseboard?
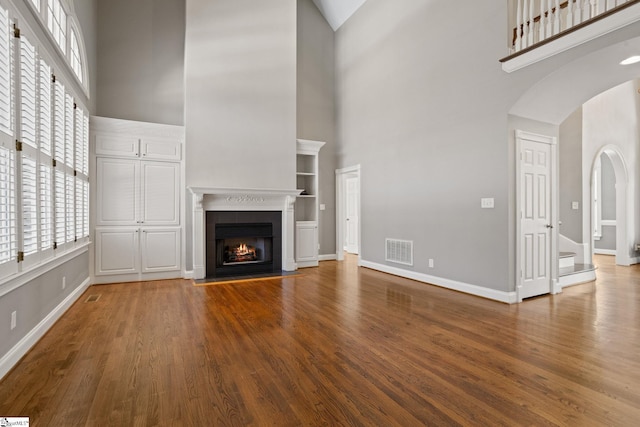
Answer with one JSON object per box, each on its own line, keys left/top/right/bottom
{"left": 359, "top": 260, "right": 518, "bottom": 304}
{"left": 318, "top": 254, "right": 337, "bottom": 261}
{"left": 183, "top": 270, "right": 194, "bottom": 279}
{"left": 594, "top": 249, "right": 616, "bottom": 256}
{"left": 0, "top": 277, "right": 91, "bottom": 380}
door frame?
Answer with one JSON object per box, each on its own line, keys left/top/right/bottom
{"left": 515, "top": 130, "right": 560, "bottom": 302}
{"left": 336, "top": 165, "right": 361, "bottom": 262}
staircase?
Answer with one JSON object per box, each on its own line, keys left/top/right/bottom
{"left": 559, "top": 251, "right": 596, "bottom": 287}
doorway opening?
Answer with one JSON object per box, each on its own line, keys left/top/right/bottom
{"left": 336, "top": 165, "right": 361, "bottom": 262}
{"left": 590, "top": 146, "right": 631, "bottom": 266}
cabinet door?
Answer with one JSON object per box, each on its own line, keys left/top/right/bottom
{"left": 95, "top": 228, "right": 140, "bottom": 275}
{"left": 141, "top": 228, "right": 181, "bottom": 273}
{"left": 140, "top": 162, "right": 180, "bottom": 225}
{"left": 140, "top": 138, "right": 182, "bottom": 161}
{"left": 96, "top": 158, "right": 139, "bottom": 225}
{"left": 95, "top": 134, "right": 139, "bottom": 158}
{"left": 296, "top": 221, "right": 318, "bottom": 262}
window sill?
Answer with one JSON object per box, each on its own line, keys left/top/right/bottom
{"left": 0, "top": 242, "right": 90, "bottom": 298}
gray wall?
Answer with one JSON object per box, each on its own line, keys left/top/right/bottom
{"left": 184, "top": 0, "right": 296, "bottom": 190}
{"left": 96, "top": 0, "right": 185, "bottom": 125}
{"left": 333, "top": 0, "right": 639, "bottom": 293}
{"left": 297, "top": 0, "right": 337, "bottom": 257}
{"left": 73, "top": 0, "right": 98, "bottom": 113}
{"left": 559, "top": 107, "right": 583, "bottom": 243}
{"left": 0, "top": 252, "right": 90, "bottom": 370}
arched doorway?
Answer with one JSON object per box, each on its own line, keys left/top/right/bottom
{"left": 591, "top": 146, "right": 631, "bottom": 266}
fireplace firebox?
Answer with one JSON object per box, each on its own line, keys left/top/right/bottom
{"left": 206, "top": 211, "right": 282, "bottom": 277}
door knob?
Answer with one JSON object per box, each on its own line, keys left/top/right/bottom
{"left": 546, "top": 224, "right": 553, "bottom": 229}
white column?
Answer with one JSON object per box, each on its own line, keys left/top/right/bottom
{"left": 192, "top": 192, "right": 206, "bottom": 279}
{"left": 282, "top": 195, "right": 297, "bottom": 271}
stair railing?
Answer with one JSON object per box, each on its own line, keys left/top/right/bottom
{"left": 511, "top": 0, "right": 635, "bottom": 53}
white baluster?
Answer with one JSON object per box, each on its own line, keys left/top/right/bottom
{"left": 546, "top": 0, "right": 553, "bottom": 37}
{"left": 527, "top": 0, "right": 535, "bottom": 47}
{"left": 590, "top": 0, "right": 598, "bottom": 18}
{"left": 553, "top": 0, "right": 561, "bottom": 34}
{"left": 596, "top": 0, "right": 605, "bottom": 14}
{"left": 515, "top": 0, "right": 523, "bottom": 51}
{"left": 540, "top": 0, "right": 546, "bottom": 42}
{"left": 567, "top": 0, "right": 574, "bottom": 28}
{"left": 574, "top": 0, "right": 582, "bottom": 25}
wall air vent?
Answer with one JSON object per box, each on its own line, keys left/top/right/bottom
{"left": 385, "top": 238, "right": 413, "bottom": 266}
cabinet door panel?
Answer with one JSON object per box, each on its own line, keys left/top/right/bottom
{"left": 140, "top": 138, "right": 181, "bottom": 161}
{"left": 95, "top": 134, "right": 139, "bottom": 158}
{"left": 141, "top": 162, "right": 180, "bottom": 225}
{"left": 141, "top": 228, "right": 181, "bottom": 272}
{"left": 95, "top": 228, "right": 139, "bottom": 275}
{"left": 96, "top": 158, "right": 139, "bottom": 225}
{"left": 296, "top": 222, "right": 318, "bottom": 262}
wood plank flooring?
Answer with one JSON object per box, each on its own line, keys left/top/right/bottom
{"left": 0, "top": 254, "right": 639, "bottom": 426}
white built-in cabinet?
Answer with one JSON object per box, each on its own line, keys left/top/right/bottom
{"left": 91, "top": 117, "right": 184, "bottom": 283}
{"left": 295, "top": 139, "right": 325, "bottom": 268}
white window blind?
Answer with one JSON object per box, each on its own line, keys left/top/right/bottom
{"left": 39, "top": 162, "right": 52, "bottom": 251}
{"left": 0, "top": 145, "right": 15, "bottom": 265}
{"left": 0, "top": 5, "right": 12, "bottom": 136}
{"left": 75, "top": 177, "right": 82, "bottom": 239}
{"left": 65, "top": 173, "right": 73, "bottom": 242}
{"left": 54, "top": 168, "right": 64, "bottom": 247}
{"left": 74, "top": 106, "right": 84, "bottom": 172}
{"left": 64, "top": 92, "right": 73, "bottom": 167}
{"left": 53, "top": 80, "right": 64, "bottom": 163}
{"left": 82, "top": 178, "right": 88, "bottom": 237}
{"left": 38, "top": 59, "right": 51, "bottom": 157}
{"left": 21, "top": 154, "right": 37, "bottom": 255}
{"left": 19, "top": 36, "right": 37, "bottom": 149}
{"left": 82, "top": 113, "right": 88, "bottom": 175}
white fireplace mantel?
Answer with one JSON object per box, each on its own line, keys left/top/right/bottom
{"left": 189, "top": 187, "right": 301, "bottom": 279}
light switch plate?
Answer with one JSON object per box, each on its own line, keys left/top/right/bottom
{"left": 320, "top": 204, "right": 326, "bottom": 211}
{"left": 572, "top": 201, "right": 579, "bottom": 210}
{"left": 481, "top": 198, "right": 495, "bottom": 209}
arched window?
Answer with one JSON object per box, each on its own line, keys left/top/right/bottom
{"left": 46, "top": 0, "right": 66, "bottom": 53}
{"left": 69, "top": 28, "right": 81, "bottom": 83}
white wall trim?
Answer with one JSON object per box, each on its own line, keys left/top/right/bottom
{"left": 0, "top": 277, "right": 91, "bottom": 380}
{"left": 360, "top": 260, "right": 518, "bottom": 304}
{"left": 594, "top": 248, "right": 616, "bottom": 255}
{"left": 318, "top": 254, "right": 337, "bottom": 261}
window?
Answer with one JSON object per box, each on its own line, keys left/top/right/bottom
{"left": 69, "top": 29, "right": 81, "bottom": 83}
{"left": 47, "top": 0, "right": 66, "bottom": 53}
{"left": 29, "top": 0, "right": 41, "bottom": 13}
{"left": 0, "top": 1, "right": 90, "bottom": 281}
{"left": 0, "top": 5, "right": 12, "bottom": 135}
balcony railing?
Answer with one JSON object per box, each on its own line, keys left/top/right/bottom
{"left": 501, "top": 0, "right": 640, "bottom": 71}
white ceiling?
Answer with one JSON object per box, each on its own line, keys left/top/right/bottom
{"left": 311, "top": 0, "right": 369, "bottom": 31}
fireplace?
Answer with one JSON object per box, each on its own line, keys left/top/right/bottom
{"left": 206, "top": 211, "right": 282, "bottom": 277}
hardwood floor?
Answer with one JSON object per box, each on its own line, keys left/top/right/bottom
{"left": 1, "top": 254, "right": 639, "bottom": 426}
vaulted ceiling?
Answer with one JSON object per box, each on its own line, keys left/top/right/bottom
{"left": 311, "top": 0, "right": 368, "bottom": 31}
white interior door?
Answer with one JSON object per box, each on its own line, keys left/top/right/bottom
{"left": 519, "top": 136, "right": 553, "bottom": 299}
{"left": 345, "top": 175, "right": 359, "bottom": 254}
